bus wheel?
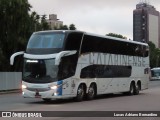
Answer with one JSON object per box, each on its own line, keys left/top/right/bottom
{"left": 75, "top": 84, "right": 85, "bottom": 102}
{"left": 133, "top": 83, "right": 140, "bottom": 95}
{"left": 124, "top": 82, "right": 134, "bottom": 95}
{"left": 87, "top": 84, "right": 96, "bottom": 100}
{"left": 42, "top": 98, "right": 51, "bottom": 102}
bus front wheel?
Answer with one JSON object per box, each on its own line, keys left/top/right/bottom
{"left": 75, "top": 84, "right": 85, "bottom": 102}
{"left": 124, "top": 82, "right": 134, "bottom": 95}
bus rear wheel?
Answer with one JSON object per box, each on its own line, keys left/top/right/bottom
{"left": 75, "top": 84, "right": 85, "bottom": 102}
{"left": 87, "top": 84, "right": 96, "bottom": 100}
{"left": 133, "top": 83, "right": 140, "bottom": 95}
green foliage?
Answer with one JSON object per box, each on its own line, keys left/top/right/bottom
{"left": 0, "top": 0, "right": 31, "bottom": 71}
{"left": 148, "top": 41, "right": 160, "bottom": 68}
{"left": 30, "top": 12, "right": 51, "bottom": 31}
{"left": 69, "top": 24, "right": 76, "bottom": 30}
{"left": 55, "top": 24, "right": 76, "bottom": 30}
{"left": 41, "top": 15, "right": 51, "bottom": 30}
{"left": 61, "top": 25, "right": 69, "bottom": 30}
{"left": 106, "top": 33, "right": 127, "bottom": 39}
{"left": 0, "top": 0, "right": 50, "bottom": 71}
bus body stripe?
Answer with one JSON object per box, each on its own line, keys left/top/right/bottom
{"left": 57, "top": 80, "right": 63, "bottom": 96}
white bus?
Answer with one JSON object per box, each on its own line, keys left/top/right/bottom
{"left": 10, "top": 30, "right": 150, "bottom": 102}
{"left": 151, "top": 68, "right": 160, "bottom": 80}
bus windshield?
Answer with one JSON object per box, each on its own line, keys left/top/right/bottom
{"left": 23, "top": 59, "right": 58, "bottom": 83}
{"left": 27, "top": 33, "right": 65, "bottom": 49}
{"left": 151, "top": 69, "right": 160, "bottom": 77}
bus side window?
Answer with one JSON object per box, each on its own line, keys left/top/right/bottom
{"left": 65, "top": 33, "right": 83, "bottom": 50}
{"left": 58, "top": 55, "right": 77, "bottom": 80}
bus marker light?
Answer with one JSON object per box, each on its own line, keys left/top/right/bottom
{"left": 54, "top": 92, "right": 58, "bottom": 96}
{"left": 22, "top": 85, "right": 27, "bottom": 89}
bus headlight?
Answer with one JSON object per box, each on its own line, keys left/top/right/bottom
{"left": 50, "top": 85, "right": 58, "bottom": 90}
{"left": 22, "top": 85, "right": 27, "bottom": 89}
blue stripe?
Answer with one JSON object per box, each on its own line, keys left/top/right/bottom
{"left": 57, "top": 80, "right": 63, "bottom": 96}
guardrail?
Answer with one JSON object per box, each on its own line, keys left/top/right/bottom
{"left": 0, "top": 72, "right": 21, "bottom": 91}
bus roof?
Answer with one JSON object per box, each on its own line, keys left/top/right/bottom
{"left": 33, "top": 30, "right": 148, "bottom": 47}
{"left": 84, "top": 32, "right": 148, "bottom": 46}
{"left": 151, "top": 67, "right": 160, "bottom": 70}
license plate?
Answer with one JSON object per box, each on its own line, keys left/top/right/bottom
{"left": 35, "top": 91, "right": 41, "bottom": 98}
{"left": 35, "top": 95, "right": 41, "bottom": 98}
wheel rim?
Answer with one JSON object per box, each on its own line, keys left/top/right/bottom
{"left": 135, "top": 84, "right": 140, "bottom": 94}
{"left": 88, "top": 86, "right": 95, "bottom": 98}
{"left": 130, "top": 84, "right": 134, "bottom": 94}
{"left": 77, "top": 86, "right": 84, "bottom": 99}
{"left": 137, "top": 84, "right": 140, "bottom": 91}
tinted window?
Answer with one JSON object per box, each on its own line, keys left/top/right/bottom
{"left": 58, "top": 54, "right": 78, "bottom": 80}
{"left": 27, "top": 33, "right": 65, "bottom": 49}
{"left": 23, "top": 59, "right": 58, "bottom": 83}
{"left": 81, "top": 35, "right": 148, "bottom": 57}
{"left": 80, "top": 65, "right": 132, "bottom": 78}
{"left": 64, "top": 32, "right": 83, "bottom": 50}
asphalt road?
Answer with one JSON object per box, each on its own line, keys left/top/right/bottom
{"left": 0, "top": 80, "right": 160, "bottom": 120}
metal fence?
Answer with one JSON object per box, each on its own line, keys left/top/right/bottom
{"left": 0, "top": 72, "right": 22, "bottom": 91}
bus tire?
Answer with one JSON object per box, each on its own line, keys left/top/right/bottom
{"left": 124, "top": 82, "right": 135, "bottom": 95}
{"left": 133, "top": 83, "right": 140, "bottom": 95}
{"left": 75, "top": 84, "right": 85, "bottom": 102}
{"left": 87, "top": 84, "right": 96, "bottom": 100}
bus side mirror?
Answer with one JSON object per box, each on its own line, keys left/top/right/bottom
{"left": 55, "top": 50, "right": 77, "bottom": 65}
{"left": 10, "top": 51, "right": 24, "bottom": 65}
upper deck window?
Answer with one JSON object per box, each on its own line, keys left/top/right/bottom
{"left": 27, "top": 33, "right": 65, "bottom": 49}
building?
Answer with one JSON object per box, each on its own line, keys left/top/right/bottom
{"left": 133, "top": 2, "right": 160, "bottom": 47}
{"left": 47, "top": 14, "right": 63, "bottom": 29}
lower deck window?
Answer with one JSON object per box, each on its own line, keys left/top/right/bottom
{"left": 80, "top": 65, "right": 132, "bottom": 78}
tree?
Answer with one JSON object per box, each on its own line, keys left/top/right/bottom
{"left": 0, "top": 0, "right": 50, "bottom": 71}
{"left": 148, "top": 41, "right": 160, "bottom": 68}
{"left": 61, "top": 25, "right": 69, "bottom": 30}
{"left": 29, "top": 12, "right": 51, "bottom": 32}
{"left": 0, "top": 0, "right": 31, "bottom": 71}
{"left": 40, "top": 15, "right": 51, "bottom": 30}
{"left": 106, "top": 33, "right": 127, "bottom": 39}
{"left": 69, "top": 24, "right": 76, "bottom": 30}
{"left": 55, "top": 24, "right": 77, "bottom": 30}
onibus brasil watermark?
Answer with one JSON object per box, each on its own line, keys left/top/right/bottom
{"left": 1, "top": 111, "right": 160, "bottom": 117}
{"left": 1, "top": 112, "right": 42, "bottom": 118}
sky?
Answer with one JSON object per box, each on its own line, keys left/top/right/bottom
{"left": 28, "top": 0, "right": 160, "bottom": 40}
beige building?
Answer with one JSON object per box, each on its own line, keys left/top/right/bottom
{"left": 47, "top": 14, "right": 63, "bottom": 29}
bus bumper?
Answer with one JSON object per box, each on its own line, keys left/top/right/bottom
{"left": 22, "top": 89, "right": 64, "bottom": 99}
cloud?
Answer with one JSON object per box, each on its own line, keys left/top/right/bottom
{"left": 28, "top": 0, "right": 160, "bottom": 39}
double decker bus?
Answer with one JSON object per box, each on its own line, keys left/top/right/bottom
{"left": 10, "top": 30, "right": 150, "bottom": 102}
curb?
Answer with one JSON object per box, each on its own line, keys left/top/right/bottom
{"left": 0, "top": 89, "right": 21, "bottom": 95}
